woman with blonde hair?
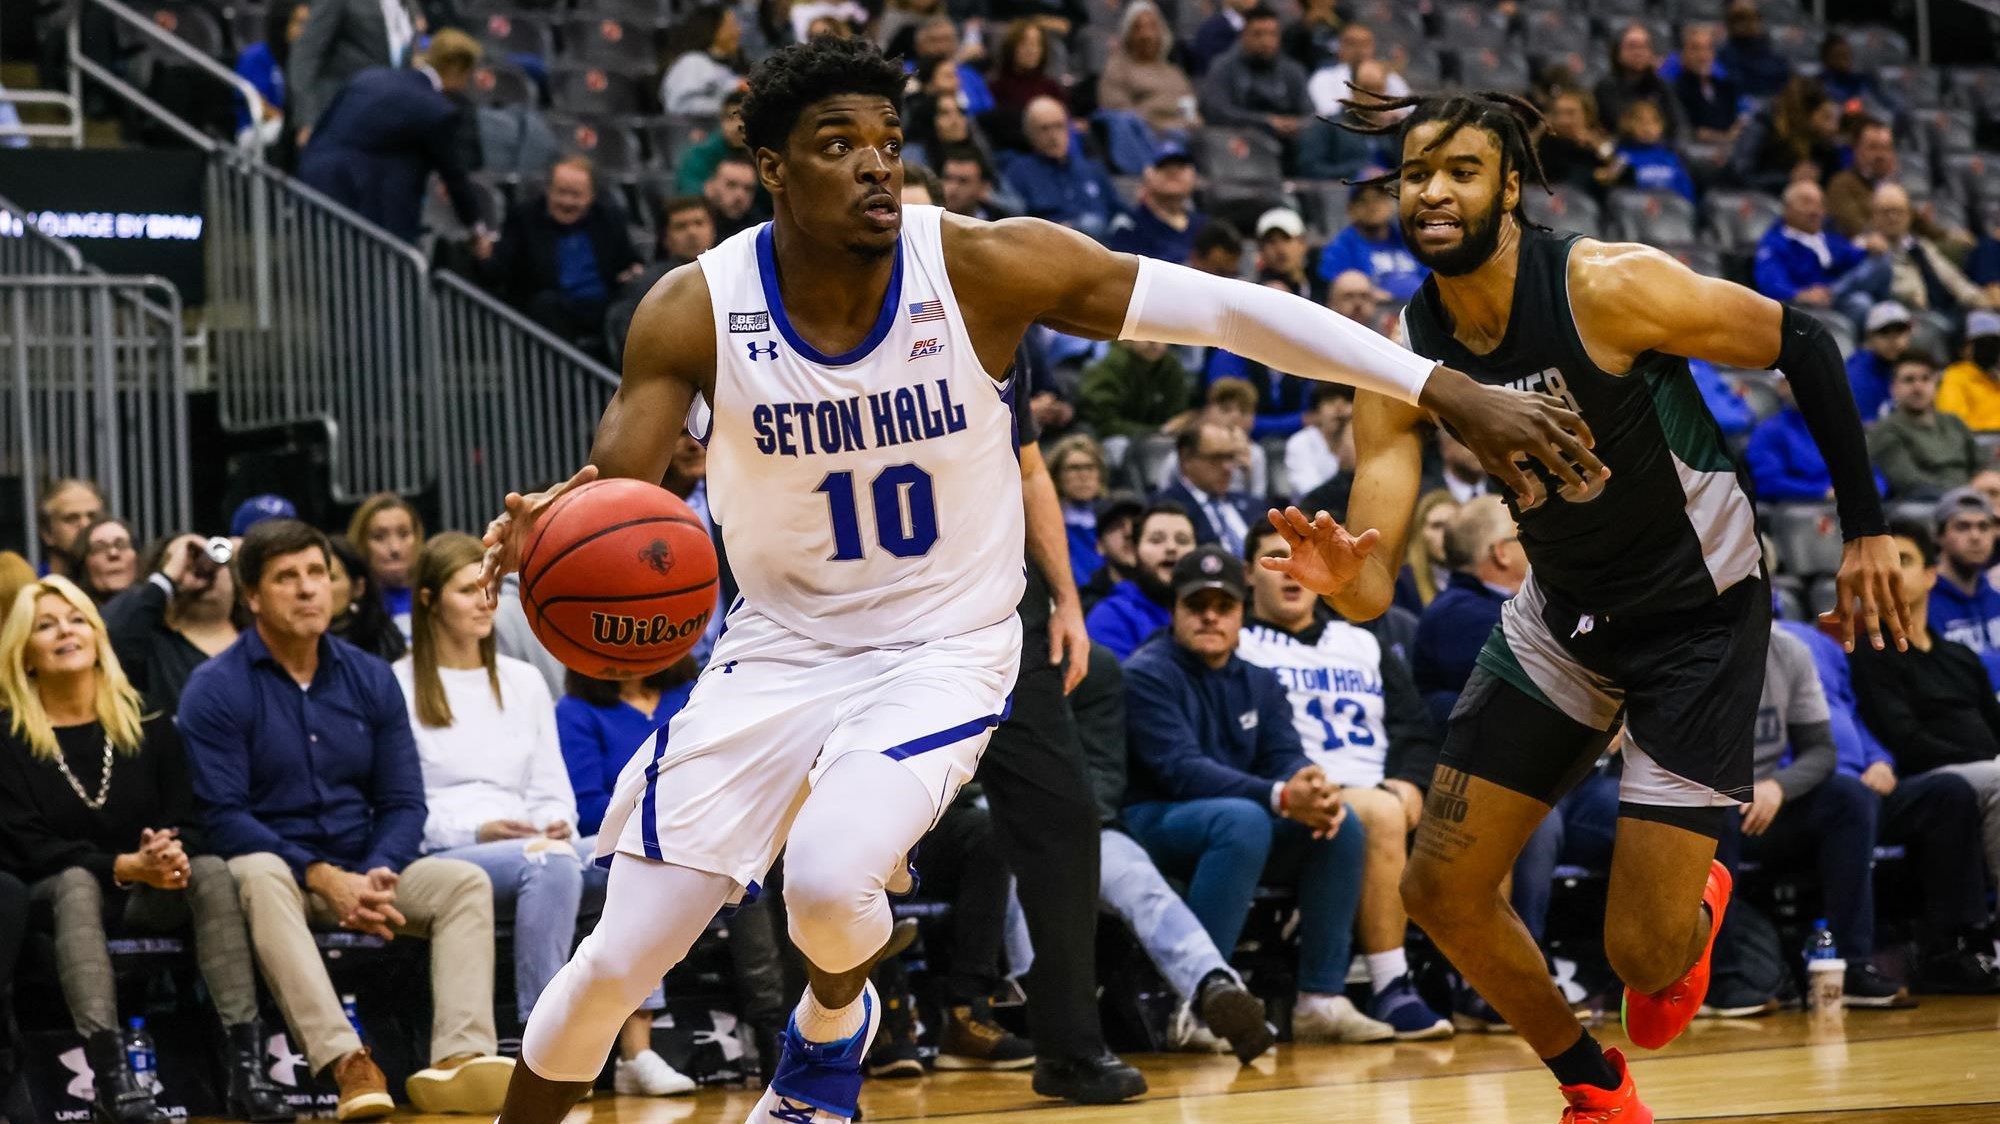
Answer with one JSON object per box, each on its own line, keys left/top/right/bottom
{"left": 1047, "top": 433, "right": 1110, "bottom": 587}
{"left": 1395, "top": 489, "right": 1459, "bottom": 613}
{"left": 392, "top": 534, "right": 695, "bottom": 1096}
{"left": 0, "top": 576, "right": 289, "bottom": 1124}
{"left": 1096, "top": 1, "right": 1198, "bottom": 137}
{"left": 347, "top": 492, "right": 425, "bottom": 641}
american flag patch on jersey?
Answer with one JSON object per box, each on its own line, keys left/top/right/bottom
{"left": 908, "top": 299, "right": 946, "bottom": 323}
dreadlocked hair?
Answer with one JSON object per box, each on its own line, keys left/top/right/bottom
{"left": 742, "top": 36, "right": 907, "bottom": 156}
{"left": 1335, "top": 87, "right": 1554, "bottom": 219}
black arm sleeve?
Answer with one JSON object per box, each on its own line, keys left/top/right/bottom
{"left": 1771, "top": 306, "right": 1887, "bottom": 540}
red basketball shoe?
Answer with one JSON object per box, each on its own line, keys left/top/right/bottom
{"left": 1622, "top": 860, "right": 1732, "bottom": 1050}
{"left": 1559, "top": 1048, "right": 1652, "bottom": 1123}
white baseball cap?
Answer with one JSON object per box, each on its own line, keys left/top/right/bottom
{"left": 1256, "top": 207, "right": 1305, "bottom": 240}
{"left": 1863, "top": 300, "right": 1912, "bottom": 335}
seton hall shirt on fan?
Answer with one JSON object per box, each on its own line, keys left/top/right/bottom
{"left": 1236, "top": 619, "right": 1389, "bottom": 787}
{"left": 695, "top": 205, "right": 1026, "bottom": 648}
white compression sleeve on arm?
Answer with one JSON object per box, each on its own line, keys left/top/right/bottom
{"left": 1117, "top": 255, "right": 1438, "bottom": 406}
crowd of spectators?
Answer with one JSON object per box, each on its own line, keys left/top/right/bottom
{"left": 7, "top": 0, "right": 2000, "bottom": 1117}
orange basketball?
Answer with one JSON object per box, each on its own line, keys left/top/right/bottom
{"left": 520, "top": 478, "right": 719, "bottom": 679}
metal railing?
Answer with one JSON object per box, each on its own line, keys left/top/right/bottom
{"left": 0, "top": 89, "right": 86, "bottom": 148}
{"left": 206, "top": 157, "right": 434, "bottom": 503}
{"left": 0, "top": 275, "right": 191, "bottom": 568}
{"left": 433, "top": 271, "right": 618, "bottom": 531}
{"left": 0, "top": 193, "right": 88, "bottom": 276}
{"left": 68, "top": 0, "right": 265, "bottom": 161}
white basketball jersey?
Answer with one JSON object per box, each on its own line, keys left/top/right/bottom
{"left": 1237, "top": 620, "right": 1390, "bottom": 787}
{"left": 695, "top": 205, "right": 1026, "bottom": 648}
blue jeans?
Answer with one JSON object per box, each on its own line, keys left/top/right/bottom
{"left": 435, "top": 837, "right": 590, "bottom": 1023}
{"left": 1124, "top": 797, "right": 1366, "bottom": 994}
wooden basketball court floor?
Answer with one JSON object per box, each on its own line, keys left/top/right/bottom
{"left": 335, "top": 996, "right": 2000, "bottom": 1124}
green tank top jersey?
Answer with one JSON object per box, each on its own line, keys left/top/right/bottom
{"left": 1401, "top": 224, "right": 1761, "bottom": 617}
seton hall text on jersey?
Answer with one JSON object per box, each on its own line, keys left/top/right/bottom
{"left": 1272, "top": 665, "right": 1382, "bottom": 696}
{"left": 749, "top": 377, "right": 969, "bottom": 458}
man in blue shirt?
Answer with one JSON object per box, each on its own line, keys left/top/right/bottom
{"left": 1316, "top": 178, "right": 1425, "bottom": 302}
{"left": 1121, "top": 547, "right": 1389, "bottom": 1043}
{"left": 179, "top": 519, "right": 511, "bottom": 1120}
{"left": 1104, "top": 145, "right": 1203, "bottom": 263}
{"left": 1927, "top": 487, "right": 2000, "bottom": 687}
{"left": 1413, "top": 496, "right": 1526, "bottom": 728}
{"left": 1848, "top": 301, "right": 1915, "bottom": 423}
{"left": 1086, "top": 504, "right": 1194, "bottom": 660}
{"left": 1751, "top": 180, "right": 1888, "bottom": 328}
{"left": 1002, "top": 96, "right": 1119, "bottom": 240}
{"left": 1746, "top": 376, "right": 1888, "bottom": 502}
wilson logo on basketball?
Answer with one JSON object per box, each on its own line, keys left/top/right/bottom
{"left": 639, "top": 538, "right": 674, "bottom": 575}
{"left": 589, "top": 609, "right": 712, "bottom": 649}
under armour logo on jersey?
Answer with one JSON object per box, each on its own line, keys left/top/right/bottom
{"left": 746, "top": 340, "right": 779, "bottom": 361}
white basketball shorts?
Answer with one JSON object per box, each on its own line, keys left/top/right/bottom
{"left": 594, "top": 599, "right": 1023, "bottom": 898}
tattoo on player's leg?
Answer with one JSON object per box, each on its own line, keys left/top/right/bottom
{"left": 1413, "top": 767, "right": 1477, "bottom": 863}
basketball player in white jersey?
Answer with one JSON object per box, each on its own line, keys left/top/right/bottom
{"left": 478, "top": 37, "right": 1603, "bottom": 1124}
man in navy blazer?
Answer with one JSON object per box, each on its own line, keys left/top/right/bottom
{"left": 297, "top": 29, "right": 487, "bottom": 246}
{"left": 1156, "top": 422, "right": 1263, "bottom": 555}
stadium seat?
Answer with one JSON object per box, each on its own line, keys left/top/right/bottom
{"left": 1661, "top": 0, "right": 1727, "bottom": 19}
{"left": 1660, "top": 243, "right": 1722, "bottom": 279}
{"left": 470, "top": 60, "right": 538, "bottom": 108}
{"left": 1585, "top": 0, "right": 1650, "bottom": 19}
{"left": 1948, "top": 67, "right": 2000, "bottom": 117}
{"left": 1842, "top": 25, "right": 1911, "bottom": 70}
{"left": 1807, "top": 574, "right": 1840, "bottom": 618}
{"left": 1523, "top": 188, "right": 1604, "bottom": 239}
{"left": 1877, "top": 66, "right": 1943, "bottom": 110}
{"left": 1766, "top": 21, "right": 1820, "bottom": 64}
{"left": 1520, "top": 9, "right": 1593, "bottom": 61}
{"left": 1768, "top": 504, "right": 1846, "bottom": 579}
{"left": 1792, "top": 304, "right": 1857, "bottom": 357}
{"left": 550, "top": 64, "right": 644, "bottom": 117}
{"left": 1396, "top": 46, "right": 1446, "bottom": 89}
{"left": 126, "top": 1, "right": 230, "bottom": 59}
{"left": 1295, "top": 180, "right": 1352, "bottom": 239}
{"left": 650, "top": 115, "right": 719, "bottom": 171}
{"left": 1454, "top": 47, "right": 1530, "bottom": 91}
{"left": 1436, "top": 2, "right": 1511, "bottom": 51}
{"left": 1705, "top": 189, "right": 1782, "bottom": 252}
{"left": 1976, "top": 432, "right": 2000, "bottom": 463}
{"left": 1606, "top": 188, "right": 1697, "bottom": 245}
{"left": 588, "top": 0, "right": 677, "bottom": 30}
{"left": 561, "top": 16, "right": 659, "bottom": 73}
{"left": 1192, "top": 128, "right": 1283, "bottom": 185}
{"left": 550, "top": 114, "right": 645, "bottom": 179}
{"left": 1919, "top": 107, "right": 1977, "bottom": 156}
{"left": 477, "top": 12, "right": 556, "bottom": 60}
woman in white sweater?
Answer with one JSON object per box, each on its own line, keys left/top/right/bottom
{"left": 395, "top": 533, "right": 693, "bottom": 1097}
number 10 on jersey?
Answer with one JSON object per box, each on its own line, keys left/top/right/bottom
{"left": 816, "top": 464, "right": 939, "bottom": 560}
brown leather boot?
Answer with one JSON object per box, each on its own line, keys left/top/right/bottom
{"left": 328, "top": 1048, "right": 392, "bottom": 1121}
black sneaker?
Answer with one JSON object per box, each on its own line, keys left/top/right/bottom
{"left": 1917, "top": 945, "right": 2000, "bottom": 995}
{"left": 1843, "top": 963, "right": 1916, "bottom": 1009}
{"left": 935, "top": 1000, "right": 1034, "bottom": 1071}
{"left": 1696, "top": 978, "right": 1780, "bottom": 1019}
{"left": 1031, "top": 1051, "right": 1146, "bottom": 1104}
{"left": 1450, "top": 984, "right": 1511, "bottom": 1033}
{"left": 1195, "top": 972, "right": 1274, "bottom": 1064}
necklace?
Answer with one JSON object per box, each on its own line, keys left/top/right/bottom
{"left": 50, "top": 736, "right": 115, "bottom": 811}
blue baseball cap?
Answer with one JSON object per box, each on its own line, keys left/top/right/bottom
{"left": 231, "top": 493, "right": 297, "bottom": 536}
{"left": 1150, "top": 141, "right": 1194, "bottom": 167}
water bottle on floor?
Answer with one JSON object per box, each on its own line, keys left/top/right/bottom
{"left": 341, "top": 993, "right": 365, "bottom": 1043}
{"left": 123, "top": 1016, "right": 160, "bottom": 1094}
{"left": 1803, "top": 920, "right": 1845, "bottom": 1013}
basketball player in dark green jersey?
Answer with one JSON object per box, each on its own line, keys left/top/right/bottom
{"left": 1264, "top": 91, "right": 1909, "bottom": 1122}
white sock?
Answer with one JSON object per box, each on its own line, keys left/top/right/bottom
{"left": 793, "top": 988, "right": 866, "bottom": 1044}
{"left": 1366, "top": 950, "right": 1409, "bottom": 995}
